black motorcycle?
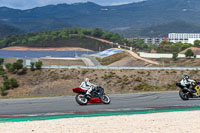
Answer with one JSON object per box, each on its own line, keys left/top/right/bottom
{"left": 176, "top": 82, "right": 200, "bottom": 100}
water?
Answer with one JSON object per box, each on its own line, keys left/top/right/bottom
{"left": 0, "top": 50, "right": 98, "bottom": 58}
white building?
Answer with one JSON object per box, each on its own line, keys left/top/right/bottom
{"left": 168, "top": 33, "right": 200, "bottom": 44}
{"left": 143, "top": 38, "right": 164, "bottom": 45}
{"left": 127, "top": 38, "right": 164, "bottom": 45}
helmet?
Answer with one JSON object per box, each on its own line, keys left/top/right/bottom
{"left": 184, "top": 75, "right": 189, "bottom": 79}
{"left": 84, "top": 78, "right": 89, "bottom": 82}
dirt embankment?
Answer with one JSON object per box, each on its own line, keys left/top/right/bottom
{"left": 1, "top": 69, "right": 200, "bottom": 98}
{"left": 152, "top": 58, "right": 200, "bottom": 67}
{"left": 2, "top": 46, "right": 92, "bottom": 51}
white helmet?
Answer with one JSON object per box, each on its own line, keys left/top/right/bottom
{"left": 84, "top": 78, "right": 89, "bottom": 83}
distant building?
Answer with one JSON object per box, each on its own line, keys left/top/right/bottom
{"left": 143, "top": 38, "right": 165, "bottom": 45}
{"left": 168, "top": 33, "right": 200, "bottom": 44}
{"left": 127, "top": 38, "right": 166, "bottom": 45}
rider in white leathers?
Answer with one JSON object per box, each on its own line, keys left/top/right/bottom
{"left": 80, "top": 78, "right": 96, "bottom": 95}
{"left": 180, "top": 75, "right": 196, "bottom": 92}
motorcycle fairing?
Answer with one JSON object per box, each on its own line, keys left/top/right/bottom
{"left": 73, "top": 87, "right": 86, "bottom": 93}
{"left": 89, "top": 98, "right": 102, "bottom": 103}
{"left": 194, "top": 84, "right": 200, "bottom": 95}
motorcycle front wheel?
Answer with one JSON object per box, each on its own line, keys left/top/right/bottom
{"left": 179, "top": 89, "right": 189, "bottom": 100}
{"left": 75, "top": 94, "right": 88, "bottom": 105}
{"left": 101, "top": 94, "right": 111, "bottom": 104}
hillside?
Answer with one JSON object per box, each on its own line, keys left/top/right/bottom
{"left": 120, "top": 21, "right": 200, "bottom": 37}
{"left": 0, "top": 23, "right": 23, "bottom": 38}
{"left": 0, "top": 28, "right": 126, "bottom": 51}
{"left": 0, "top": 35, "right": 113, "bottom": 51}
{"left": 1, "top": 0, "right": 200, "bottom": 36}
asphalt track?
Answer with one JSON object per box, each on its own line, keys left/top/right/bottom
{"left": 1, "top": 91, "right": 200, "bottom": 116}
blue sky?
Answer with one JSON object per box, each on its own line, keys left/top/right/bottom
{"left": 0, "top": 0, "right": 144, "bottom": 9}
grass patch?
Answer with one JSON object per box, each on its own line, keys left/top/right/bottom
{"left": 96, "top": 51, "right": 128, "bottom": 65}
{"left": 81, "top": 69, "right": 88, "bottom": 75}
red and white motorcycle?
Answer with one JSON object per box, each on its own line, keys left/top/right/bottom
{"left": 72, "top": 86, "right": 111, "bottom": 105}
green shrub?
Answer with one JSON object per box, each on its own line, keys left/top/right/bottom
{"left": 35, "top": 61, "right": 43, "bottom": 69}
{"left": 2, "top": 75, "right": 8, "bottom": 81}
{"left": 3, "top": 79, "right": 11, "bottom": 90}
{"left": 17, "top": 59, "right": 23, "bottom": 64}
{"left": 0, "top": 85, "right": 7, "bottom": 96}
{"left": 185, "top": 49, "right": 195, "bottom": 58}
{"left": 13, "top": 62, "right": 23, "bottom": 70}
{"left": 82, "top": 69, "right": 88, "bottom": 75}
{"left": 30, "top": 62, "right": 35, "bottom": 71}
{"left": 6, "top": 63, "right": 16, "bottom": 73}
{"left": 5, "top": 63, "right": 12, "bottom": 70}
{"left": 0, "top": 58, "right": 4, "bottom": 65}
{"left": 10, "top": 78, "right": 19, "bottom": 88}
{"left": 9, "top": 66, "right": 16, "bottom": 73}
{"left": 135, "top": 77, "right": 142, "bottom": 82}
{"left": 6, "top": 60, "right": 24, "bottom": 73}
{"left": 172, "top": 52, "right": 178, "bottom": 60}
{"left": 0, "top": 65, "right": 5, "bottom": 75}
{"left": 0, "top": 70, "right": 5, "bottom": 76}
{"left": 134, "top": 83, "right": 159, "bottom": 91}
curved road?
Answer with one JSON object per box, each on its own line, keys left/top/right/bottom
{"left": 1, "top": 91, "right": 200, "bottom": 116}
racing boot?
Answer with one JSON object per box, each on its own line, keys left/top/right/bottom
{"left": 86, "top": 91, "right": 91, "bottom": 96}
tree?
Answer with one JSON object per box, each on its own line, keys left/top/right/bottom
{"left": 79, "top": 33, "right": 85, "bottom": 39}
{"left": 179, "top": 43, "right": 192, "bottom": 52}
{"left": 172, "top": 52, "right": 178, "bottom": 60}
{"left": 92, "top": 28, "right": 104, "bottom": 38}
{"left": 185, "top": 49, "right": 195, "bottom": 58}
{"left": 82, "top": 29, "right": 92, "bottom": 35}
{"left": 101, "top": 32, "right": 113, "bottom": 40}
{"left": 194, "top": 40, "right": 200, "bottom": 47}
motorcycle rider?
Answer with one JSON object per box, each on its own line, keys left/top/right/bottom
{"left": 180, "top": 75, "right": 196, "bottom": 93}
{"left": 80, "top": 78, "right": 96, "bottom": 95}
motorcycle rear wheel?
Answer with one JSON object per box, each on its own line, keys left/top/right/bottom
{"left": 101, "top": 94, "right": 111, "bottom": 104}
{"left": 76, "top": 94, "right": 88, "bottom": 105}
{"left": 179, "top": 89, "right": 189, "bottom": 100}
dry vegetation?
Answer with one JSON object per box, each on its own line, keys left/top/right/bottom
{"left": 1, "top": 68, "right": 200, "bottom": 98}
{"left": 96, "top": 51, "right": 129, "bottom": 65}
{"left": 152, "top": 58, "right": 200, "bottom": 67}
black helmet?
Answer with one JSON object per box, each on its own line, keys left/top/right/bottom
{"left": 184, "top": 75, "right": 189, "bottom": 79}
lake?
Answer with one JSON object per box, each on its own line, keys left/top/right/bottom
{"left": 0, "top": 50, "right": 98, "bottom": 58}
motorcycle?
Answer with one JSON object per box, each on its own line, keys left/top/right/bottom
{"left": 72, "top": 85, "right": 111, "bottom": 105}
{"left": 176, "top": 81, "right": 200, "bottom": 100}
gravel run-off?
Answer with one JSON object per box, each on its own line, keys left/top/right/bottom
{"left": 0, "top": 111, "right": 200, "bottom": 133}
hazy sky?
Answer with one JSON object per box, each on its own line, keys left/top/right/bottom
{"left": 0, "top": 0, "right": 144, "bottom": 9}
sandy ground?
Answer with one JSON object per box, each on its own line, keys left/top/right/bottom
{"left": 1, "top": 111, "right": 200, "bottom": 133}
{"left": 109, "top": 56, "right": 151, "bottom": 67}
{"left": 1, "top": 46, "right": 92, "bottom": 51}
